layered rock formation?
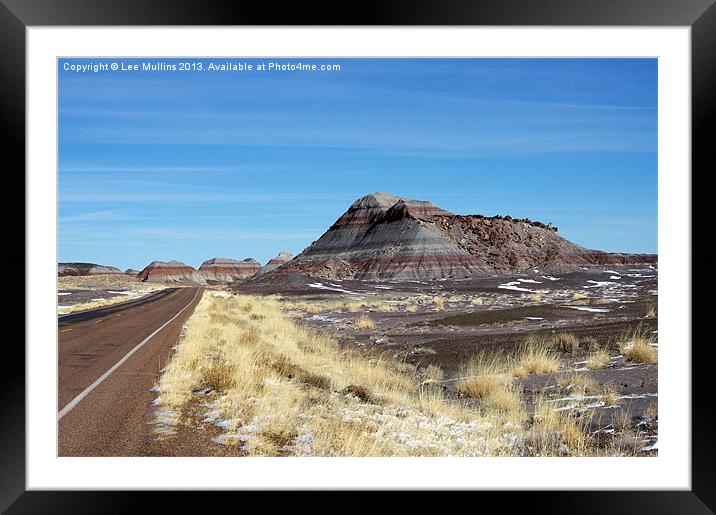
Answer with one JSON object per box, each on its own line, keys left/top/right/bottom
{"left": 198, "top": 257, "right": 261, "bottom": 282}
{"left": 253, "top": 252, "right": 294, "bottom": 278}
{"left": 272, "top": 192, "right": 657, "bottom": 281}
{"left": 125, "top": 268, "right": 140, "bottom": 276}
{"left": 58, "top": 262, "right": 123, "bottom": 276}
{"left": 137, "top": 260, "right": 207, "bottom": 285}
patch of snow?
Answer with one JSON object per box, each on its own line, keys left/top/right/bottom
{"left": 57, "top": 292, "right": 71, "bottom": 296}
{"left": 585, "top": 280, "right": 616, "bottom": 288}
{"left": 517, "top": 278, "right": 542, "bottom": 284}
{"left": 308, "top": 314, "right": 341, "bottom": 324}
{"left": 562, "top": 305, "right": 610, "bottom": 313}
{"left": 524, "top": 317, "right": 544, "bottom": 320}
{"left": 308, "top": 282, "right": 360, "bottom": 295}
{"left": 639, "top": 440, "right": 658, "bottom": 452}
{"left": 498, "top": 281, "right": 546, "bottom": 294}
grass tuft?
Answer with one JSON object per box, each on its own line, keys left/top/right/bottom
{"left": 586, "top": 350, "right": 611, "bottom": 370}
{"left": 354, "top": 315, "right": 375, "bottom": 329}
{"left": 553, "top": 333, "right": 580, "bottom": 354}
{"left": 620, "top": 326, "right": 657, "bottom": 364}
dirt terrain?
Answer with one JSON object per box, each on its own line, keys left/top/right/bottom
{"left": 235, "top": 263, "right": 658, "bottom": 450}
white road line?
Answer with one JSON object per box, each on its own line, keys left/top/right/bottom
{"left": 57, "top": 288, "right": 200, "bottom": 421}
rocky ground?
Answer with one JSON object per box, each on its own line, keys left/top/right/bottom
{"left": 235, "top": 263, "right": 658, "bottom": 453}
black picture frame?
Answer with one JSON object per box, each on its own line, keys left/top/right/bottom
{"left": 3, "top": 0, "right": 713, "bottom": 512}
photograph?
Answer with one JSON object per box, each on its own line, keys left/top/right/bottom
{"left": 56, "top": 57, "right": 659, "bottom": 458}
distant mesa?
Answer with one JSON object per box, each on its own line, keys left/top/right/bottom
{"left": 252, "top": 252, "right": 294, "bottom": 279}
{"left": 125, "top": 268, "right": 140, "bottom": 276}
{"left": 58, "top": 262, "right": 123, "bottom": 277}
{"left": 198, "top": 257, "right": 261, "bottom": 282}
{"left": 266, "top": 191, "right": 657, "bottom": 281}
{"left": 136, "top": 257, "right": 265, "bottom": 284}
{"left": 137, "top": 260, "right": 208, "bottom": 285}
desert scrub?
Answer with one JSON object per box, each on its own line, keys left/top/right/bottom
{"left": 354, "top": 315, "right": 375, "bottom": 329}
{"left": 556, "top": 371, "right": 599, "bottom": 396}
{"left": 57, "top": 273, "right": 158, "bottom": 291}
{"left": 601, "top": 383, "right": 619, "bottom": 406}
{"left": 618, "top": 326, "right": 657, "bottom": 364}
{"left": 586, "top": 350, "right": 611, "bottom": 370}
{"left": 156, "top": 292, "right": 532, "bottom": 456}
{"left": 530, "top": 395, "right": 595, "bottom": 456}
{"left": 432, "top": 297, "right": 446, "bottom": 310}
{"left": 621, "top": 340, "right": 657, "bottom": 364}
{"left": 581, "top": 336, "right": 600, "bottom": 352}
{"left": 419, "top": 364, "right": 445, "bottom": 384}
{"left": 552, "top": 333, "right": 580, "bottom": 354}
{"left": 512, "top": 344, "right": 560, "bottom": 378}
{"left": 155, "top": 292, "right": 640, "bottom": 457}
{"left": 57, "top": 287, "right": 165, "bottom": 315}
{"left": 306, "top": 304, "right": 323, "bottom": 315}
{"left": 528, "top": 293, "right": 544, "bottom": 302}
{"left": 470, "top": 297, "right": 484, "bottom": 306}
{"left": 457, "top": 352, "right": 526, "bottom": 417}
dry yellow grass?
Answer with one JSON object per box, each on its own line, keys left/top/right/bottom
{"left": 457, "top": 354, "right": 524, "bottom": 416}
{"left": 305, "top": 304, "right": 323, "bottom": 315}
{"left": 621, "top": 340, "right": 657, "bottom": 364}
{"left": 354, "top": 315, "right": 375, "bottom": 329}
{"left": 58, "top": 273, "right": 150, "bottom": 291}
{"left": 419, "top": 364, "right": 444, "bottom": 384}
{"left": 154, "top": 290, "right": 641, "bottom": 457}
{"left": 644, "top": 402, "right": 658, "bottom": 418}
{"left": 528, "top": 293, "right": 544, "bottom": 302}
{"left": 530, "top": 395, "right": 594, "bottom": 456}
{"left": 512, "top": 343, "right": 561, "bottom": 378}
{"left": 646, "top": 305, "right": 657, "bottom": 318}
{"left": 156, "top": 291, "right": 533, "bottom": 456}
{"left": 556, "top": 371, "right": 599, "bottom": 396}
{"left": 432, "top": 297, "right": 446, "bottom": 310}
{"left": 619, "top": 326, "right": 657, "bottom": 364}
{"left": 59, "top": 296, "right": 137, "bottom": 315}
{"left": 601, "top": 384, "right": 619, "bottom": 406}
{"left": 553, "top": 333, "right": 580, "bottom": 354}
{"left": 470, "top": 297, "right": 484, "bottom": 306}
{"left": 405, "top": 304, "right": 418, "bottom": 313}
{"left": 571, "top": 292, "right": 588, "bottom": 301}
{"left": 586, "top": 350, "right": 611, "bottom": 370}
{"left": 281, "top": 297, "right": 402, "bottom": 315}
{"left": 58, "top": 274, "right": 167, "bottom": 314}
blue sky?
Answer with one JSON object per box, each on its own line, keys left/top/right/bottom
{"left": 59, "top": 58, "right": 657, "bottom": 270}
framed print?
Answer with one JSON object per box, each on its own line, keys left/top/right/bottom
{"left": 3, "top": 0, "right": 714, "bottom": 512}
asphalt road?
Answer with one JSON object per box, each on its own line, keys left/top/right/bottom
{"left": 58, "top": 286, "right": 203, "bottom": 456}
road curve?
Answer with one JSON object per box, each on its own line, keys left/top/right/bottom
{"left": 58, "top": 286, "right": 203, "bottom": 456}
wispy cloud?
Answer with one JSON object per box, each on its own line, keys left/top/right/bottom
{"left": 59, "top": 209, "right": 129, "bottom": 223}
{"left": 58, "top": 191, "right": 356, "bottom": 204}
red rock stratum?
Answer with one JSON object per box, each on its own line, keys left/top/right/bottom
{"left": 137, "top": 260, "right": 208, "bottom": 285}
{"left": 198, "top": 257, "right": 261, "bottom": 282}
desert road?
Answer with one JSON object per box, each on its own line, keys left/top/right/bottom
{"left": 58, "top": 286, "right": 203, "bottom": 456}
